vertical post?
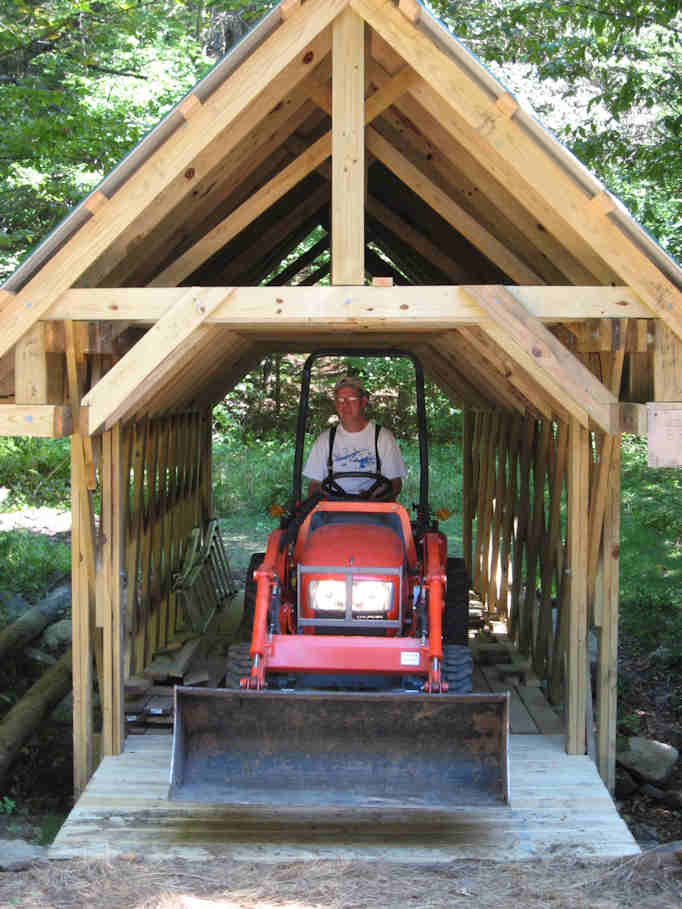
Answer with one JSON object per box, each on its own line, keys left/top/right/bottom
{"left": 111, "top": 423, "right": 124, "bottom": 753}
{"left": 597, "top": 442, "right": 620, "bottom": 789}
{"left": 331, "top": 7, "right": 365, "bottom": 285}
{"left": 473, "top": 412, "right": 491, "bottom": 593}
{"left": 461, "top": 410, "right": 474, "bottom": 580}
{"left": 14, "top": 323, "right": 65, "bottom": 404}
{"left": 566, "top": 416, "right": 589, "bottom": 754}
{"left": 99, "top": 431, "right": 114, "bottom": 757}
{"left": 99, "top": 426, "right": 125, "bottom": 757}
{"left": 200, "top": 410, "right": 213, "bottom": 525}
{"left": 653, "top": 322, "right": 682, "bottom": 400}
{"left": 71, "top": 436, "right": 93, "bottom": 793}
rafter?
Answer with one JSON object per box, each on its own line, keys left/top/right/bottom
{"left": 366, "top": 128, "right": 543, "bottom": 285}
{"left": 463, "top": 285, "right": 618, "bottom": 430}
{"left": 154, "top": 58, "right": 424, "bottom": 288}
{"left": 81, "top": 287, "right": 235, "bottom": 433}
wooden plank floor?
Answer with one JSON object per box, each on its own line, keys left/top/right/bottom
{"left": 50, "top": 733, "right": 639, "bottom": 862}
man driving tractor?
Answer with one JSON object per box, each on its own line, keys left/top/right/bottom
{"left": 304, "top": 376, "right": 407, "bottom": 499}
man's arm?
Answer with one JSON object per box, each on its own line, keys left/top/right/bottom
{"left": 308, "top": 479, "right": 323, "bottom": 497}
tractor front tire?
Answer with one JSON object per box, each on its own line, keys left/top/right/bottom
{"left": 442, "top": 643, "right": 473, "bottom": 693}
{"left": 226, "top": 642, "right": 252, "bottom": 689}
{"left": 443, "top": 557, "right": 470, "bottom": 646}
{"left": 240, "top": 552, "right": 265, "bottom": 641}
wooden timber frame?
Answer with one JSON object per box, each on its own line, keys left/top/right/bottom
{"left": 1, "top": 0, "right": 681, "bottom": 801}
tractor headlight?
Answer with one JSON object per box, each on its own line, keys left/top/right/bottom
{"left": 309, "top": 579, "right": 346, "bottom": 612}
{"left": 351, "top": 579, "right": 393, "bottom": 613}
{"left": 308, "top": 578, "right": 393, "bottom": 614}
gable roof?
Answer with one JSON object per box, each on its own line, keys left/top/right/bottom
{"left": 2, "top": 0, "right": 681, "bottom": 432}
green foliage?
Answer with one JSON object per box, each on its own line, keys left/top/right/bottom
{"left": 0, "top": 531, "right": 71, "bottom": 601}
{"left": 212, "top": 436, "right": 464, "bottom": 543}
{"left": 1, "top": 796, "right": 17, "bottom": 816}
{"left": 619, "top": 435, "right": 682, "bottom": 656}
{"left": 216, "top": 354, "right": 462, "bottom": 444}
{"left": 36, "top": 812, "right": 66, "bottom": 845}
{"left": 0, "top": 0, "right": 272, "bottom": 280}
{"left": 0, "top": 437, "right": 70, "bottom": 507}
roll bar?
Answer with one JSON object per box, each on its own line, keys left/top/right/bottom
{"left": 292, "top": 349, "right": 429, "bottom": 518}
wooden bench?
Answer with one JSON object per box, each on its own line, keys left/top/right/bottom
{"left": 172, "top": 520, "right": 237, "bottom": 632}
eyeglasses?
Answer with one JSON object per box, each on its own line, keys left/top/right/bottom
{"left": 336, "top": 396, "right": 361, "bottom": 405}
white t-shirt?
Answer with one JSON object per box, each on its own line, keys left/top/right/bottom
{"left": 303, "top": 421, "right": 407, "bottom": 494}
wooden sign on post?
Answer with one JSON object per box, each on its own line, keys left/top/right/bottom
{"left": 647, "top": 403, "right": 682, "bottom": 467}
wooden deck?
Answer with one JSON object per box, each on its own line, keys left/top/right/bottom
{"left": 50, "top": 731, "right": 638, "bottom": 862}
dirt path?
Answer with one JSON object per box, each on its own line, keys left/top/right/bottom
{"left": 0, "top": 507, "right": 71, "bottom": 539}
{"left": 0, "top": 853, "right": 680, "bottom": 909}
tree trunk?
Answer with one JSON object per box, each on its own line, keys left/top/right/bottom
{"left": 0, "top": 649, "right": 72, "bottom": 785}
{"left": 0, "top": 586, "right": 69, "bottom": 663}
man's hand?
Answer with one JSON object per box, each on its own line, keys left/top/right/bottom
{"left": 369, "top": 477, "right": 402, "bottom": 500}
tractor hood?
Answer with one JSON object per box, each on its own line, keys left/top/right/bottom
{"left": 301, "top": 522, "right": 404, "bottom": 570}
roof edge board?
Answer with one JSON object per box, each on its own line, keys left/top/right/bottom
{"left": 1, "top": 6, "right": 284, "bottom": 297}
{"left": 415, "top": 4, "right": 501, "bottom": 102}
{"left": 2, "top": 208, "right": 92, "bottom": 295}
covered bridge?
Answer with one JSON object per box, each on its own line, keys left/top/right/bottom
{"left": 1, "top": 0, "right": 681, "bottom": 859}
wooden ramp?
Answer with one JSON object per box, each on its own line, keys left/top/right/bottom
{"left": 50, "top": 734, "right": 638, "bottom": 862}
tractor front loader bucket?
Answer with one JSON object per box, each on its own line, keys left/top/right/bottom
{"left": 169, "top": 688, "right": 510, "bottom": 809}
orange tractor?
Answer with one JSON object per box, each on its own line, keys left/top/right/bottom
{"left": 170, "top": 351, "right": 509, "bottom": 810}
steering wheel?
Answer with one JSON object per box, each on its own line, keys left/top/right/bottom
{"left": 321, "top": 471, "right": 394, "bottom": 501}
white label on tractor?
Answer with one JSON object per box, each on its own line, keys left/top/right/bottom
{"left": 401, "top": 651, "right": 420, "bottom": 666}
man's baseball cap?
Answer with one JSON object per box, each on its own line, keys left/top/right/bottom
{"left": 334, "top": 375, "right": 369, "bottom": 398}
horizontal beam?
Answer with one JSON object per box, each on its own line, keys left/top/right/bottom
{"left": 47, "top": 286, "right": 650, "bottom": 325}
{"left": 0, "top": 405, "right": 73, "bottom": 437}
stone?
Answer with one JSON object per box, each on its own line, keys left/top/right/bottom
{"left": 0, "top": 591, "right": 30, "bottom": 621}
{"left": 614, "top": 767, "right": 639, "bottom": 798}
{"left": 629, "top": 821, "right": 660, "bottom": 847}
{"left": 632, "top": 841, "right": 682, "bottom": 872}
{"left": 664, "top": 789, "right": 682, "bottom": 809}
{"left": 617, "top": 736, "right": 680, "bottom": 785}
{"left": 648, "top": 643, "right": 675, "bottom": 667}
{"left": 0, "top": 838, "right": 47, "bottom": 871}
{"left": 39, "top": 618, "right": 72, "bottom": 652}
{"left": 50, "top": 691, "right": 73, "bottom": 726}
{"left": 37, "top": 585, "right": 71, "bottom": 618}
{"left": 640, "top": 783, "right": 667, "bottom": 801}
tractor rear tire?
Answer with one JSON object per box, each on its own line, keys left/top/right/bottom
{"left": 443, "top": 557, "right": 469, "bottom": 646}
{"left": 226, "top": 642, "right": 252, "bottom": 689}
{"left": 240, "top": 552, "right": 265, "bottom": 640}
{"left": 442, "top": 644, "right": 473, "bottom": 693}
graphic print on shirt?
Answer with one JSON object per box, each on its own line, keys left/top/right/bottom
{"left": 334, "top": 446, "right": 376, "bottom": 472}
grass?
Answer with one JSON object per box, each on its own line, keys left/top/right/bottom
{"left": 619, "top": 436, "right": 682, "bottom": 659}
{"left": 0, "top": 531, "right": 71, "bottom": 610}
